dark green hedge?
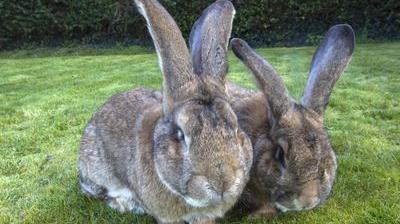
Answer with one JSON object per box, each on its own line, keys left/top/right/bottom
{"left": 1, "top": 0, "right": 399, "bottom": 49}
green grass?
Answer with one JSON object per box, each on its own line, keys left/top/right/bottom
{"left": 1, "top": 42, "right": 399, "bottom": 224}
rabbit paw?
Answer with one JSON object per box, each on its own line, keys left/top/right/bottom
{"left": 107, "top": 196, "right": 145, "bottom": 214}
{"left": 190, "top": 220, "right": 215, "bottom": 224}
{"left": 249, "top": 204, "right": 278, "bottom": 219}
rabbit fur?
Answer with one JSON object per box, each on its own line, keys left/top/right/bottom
{"left": 78, "top": 1, "right": 253, "bottom": 223}
{"left": 226, "top": 24, "right": 355, "bottom": 218}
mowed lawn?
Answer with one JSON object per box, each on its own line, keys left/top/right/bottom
{"left": 0, "top": 42, "right": 399, "bottom": 224}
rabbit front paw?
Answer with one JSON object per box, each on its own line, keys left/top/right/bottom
{"left": 249, "top": 204, "right": 278, "bottom": 219}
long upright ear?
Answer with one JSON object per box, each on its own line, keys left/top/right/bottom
{"left": 134, "top": 0, "right": 195, "bottom": 113}
{"left": 231, "top": 38, "right": 291, "bottom": 116}
{"left": 189, "top": 0, "right": 235, "bottom": 80}
{"left": 302, "top": 24, "right": 355, "bottom": 115}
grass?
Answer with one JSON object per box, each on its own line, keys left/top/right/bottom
{"left": 0, "top": 42, "right": 399, "bottom": 224}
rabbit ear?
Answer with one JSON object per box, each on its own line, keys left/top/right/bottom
{"left": 302, "top": 24, "right": 355, "bottom": 115}
{"left": 189, "top": 0, "right": 235, "bottom": 80}
{"left": 231, "top": 38, "right": 291, "bottom": 116}
{"left": 134, "top": 0, "right": 195, "bottom": 113}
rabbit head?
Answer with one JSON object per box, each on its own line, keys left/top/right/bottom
{"left": 135, "top": 0, "right": 252, "bottom": 208}
{"left": 231, "top": 25, "right": 355, "bottom": 212}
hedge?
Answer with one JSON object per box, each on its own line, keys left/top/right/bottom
{"left": 0, "top": 0, "right": 399, "bottom": 49}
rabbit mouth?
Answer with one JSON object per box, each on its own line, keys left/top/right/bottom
{"left": 183, "top": 181, "right": 242, "bottom": 208}
{"left": 183, "top": 193, "right": 230, "bottom": 208}
{"left": 184, "top": 197, "right": 212, "bottom": 208}
{"left": 275, "top": 202, "right": 291, "bottom": 212}
{"left": 183, "top": 189, "right": 239, "bottom": 208}
{"left": 181, "top": 171, "right": 245, "bottom": 208}
{"left": 275, "top": 201, "right": 300, "bottom": 212}
{"left": 275, "top": 197, "right": 321, "bottom": 212}
{"left": 183, "top": 193, "right": 237, "bottom": 208}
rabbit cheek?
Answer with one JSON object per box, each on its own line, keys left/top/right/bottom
{"left": 236, "top": 131, "right": 253, "bottom": 175}
{"left": 319, "top": 169, "right": 334, "bottom": 203}
{"left": 153, "top": 135, "right": 187, "bottom": 196}
{"left": 167, "top": 140, "right": 184, "bottom": 159}
{"left": 319, "top": 153, "right": 337, "bottom": 202}
{"left": 255, "top": 150, "right": 280, "bottom": 183}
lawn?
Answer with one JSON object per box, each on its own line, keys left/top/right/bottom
{"left": 0, "top": 42, "right": 399, "bottom": 224}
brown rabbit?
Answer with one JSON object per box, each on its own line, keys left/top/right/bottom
{"left": 78, "top": 1, "right": 252, "bottom": 223}
{"left": 227, "top": 24, "right": 355, "bottom": 218}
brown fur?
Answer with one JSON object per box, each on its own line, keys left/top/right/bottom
{"left": 79, "top": 1, "right": 252, "bottom": 223}
{"left": 227, "top": 25, "right": 355, "bottom": 217}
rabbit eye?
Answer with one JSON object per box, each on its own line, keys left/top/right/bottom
{"left": 176, "top": 128, "right": 190, "bottom": 152}
{"left": 177, "top": 128, "right": 185, "bottom": 142}
{"left": 274, "top": 145, "right": 287, "bottom": 169}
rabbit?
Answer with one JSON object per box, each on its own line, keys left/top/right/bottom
{"left": 78, "top": 0, "right": 253, "bottom": 223}
{"left": 226, "top": 24, "right": 355, "bottom": 218}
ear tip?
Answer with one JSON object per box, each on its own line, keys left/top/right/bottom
{"left": 329, "top": 24, "right": 355, "bottom": 40}
{"left": 215, "top": 0, "right": 234, "bottom": 8}
{"left": 230, "top": 38, "right": 247, "bottom": 59}
{"left": 230, "top": 38, "right": 240, "bottom": 45}
{"left": 207, "top": 0, "right": 235, "bottom": 13}
{"left": 330, "top": 23, "right": 353, "bottom": 31}
{"left": 213, "top": 0, "right": 236, "bottom": 16}
{"left": 189, "top": 0, "right": 235, "bottom": 42}
{"left": 230, "top": 38, "right": 246, "bottom": 49}
{"left": 328, "top": 24, "right": 356, "bottom": 54}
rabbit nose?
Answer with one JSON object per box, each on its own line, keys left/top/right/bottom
{"left": 210, "top": 181, "right": 232, "bottom": 201}
{"left": 209, "top": 165, "right": 236, "bottom": 198}
{"left": 211, "top": 177, "right": 232, "bottom": 196}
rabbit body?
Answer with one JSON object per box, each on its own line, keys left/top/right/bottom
{"left": 227, "top": 25, "right": 355, "bottom": 217}
{"left": 79, "top": 1, "right": 253, "bottom": 223}
{"left": 79, "top": 88, "right": 251, "bottom": 223}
